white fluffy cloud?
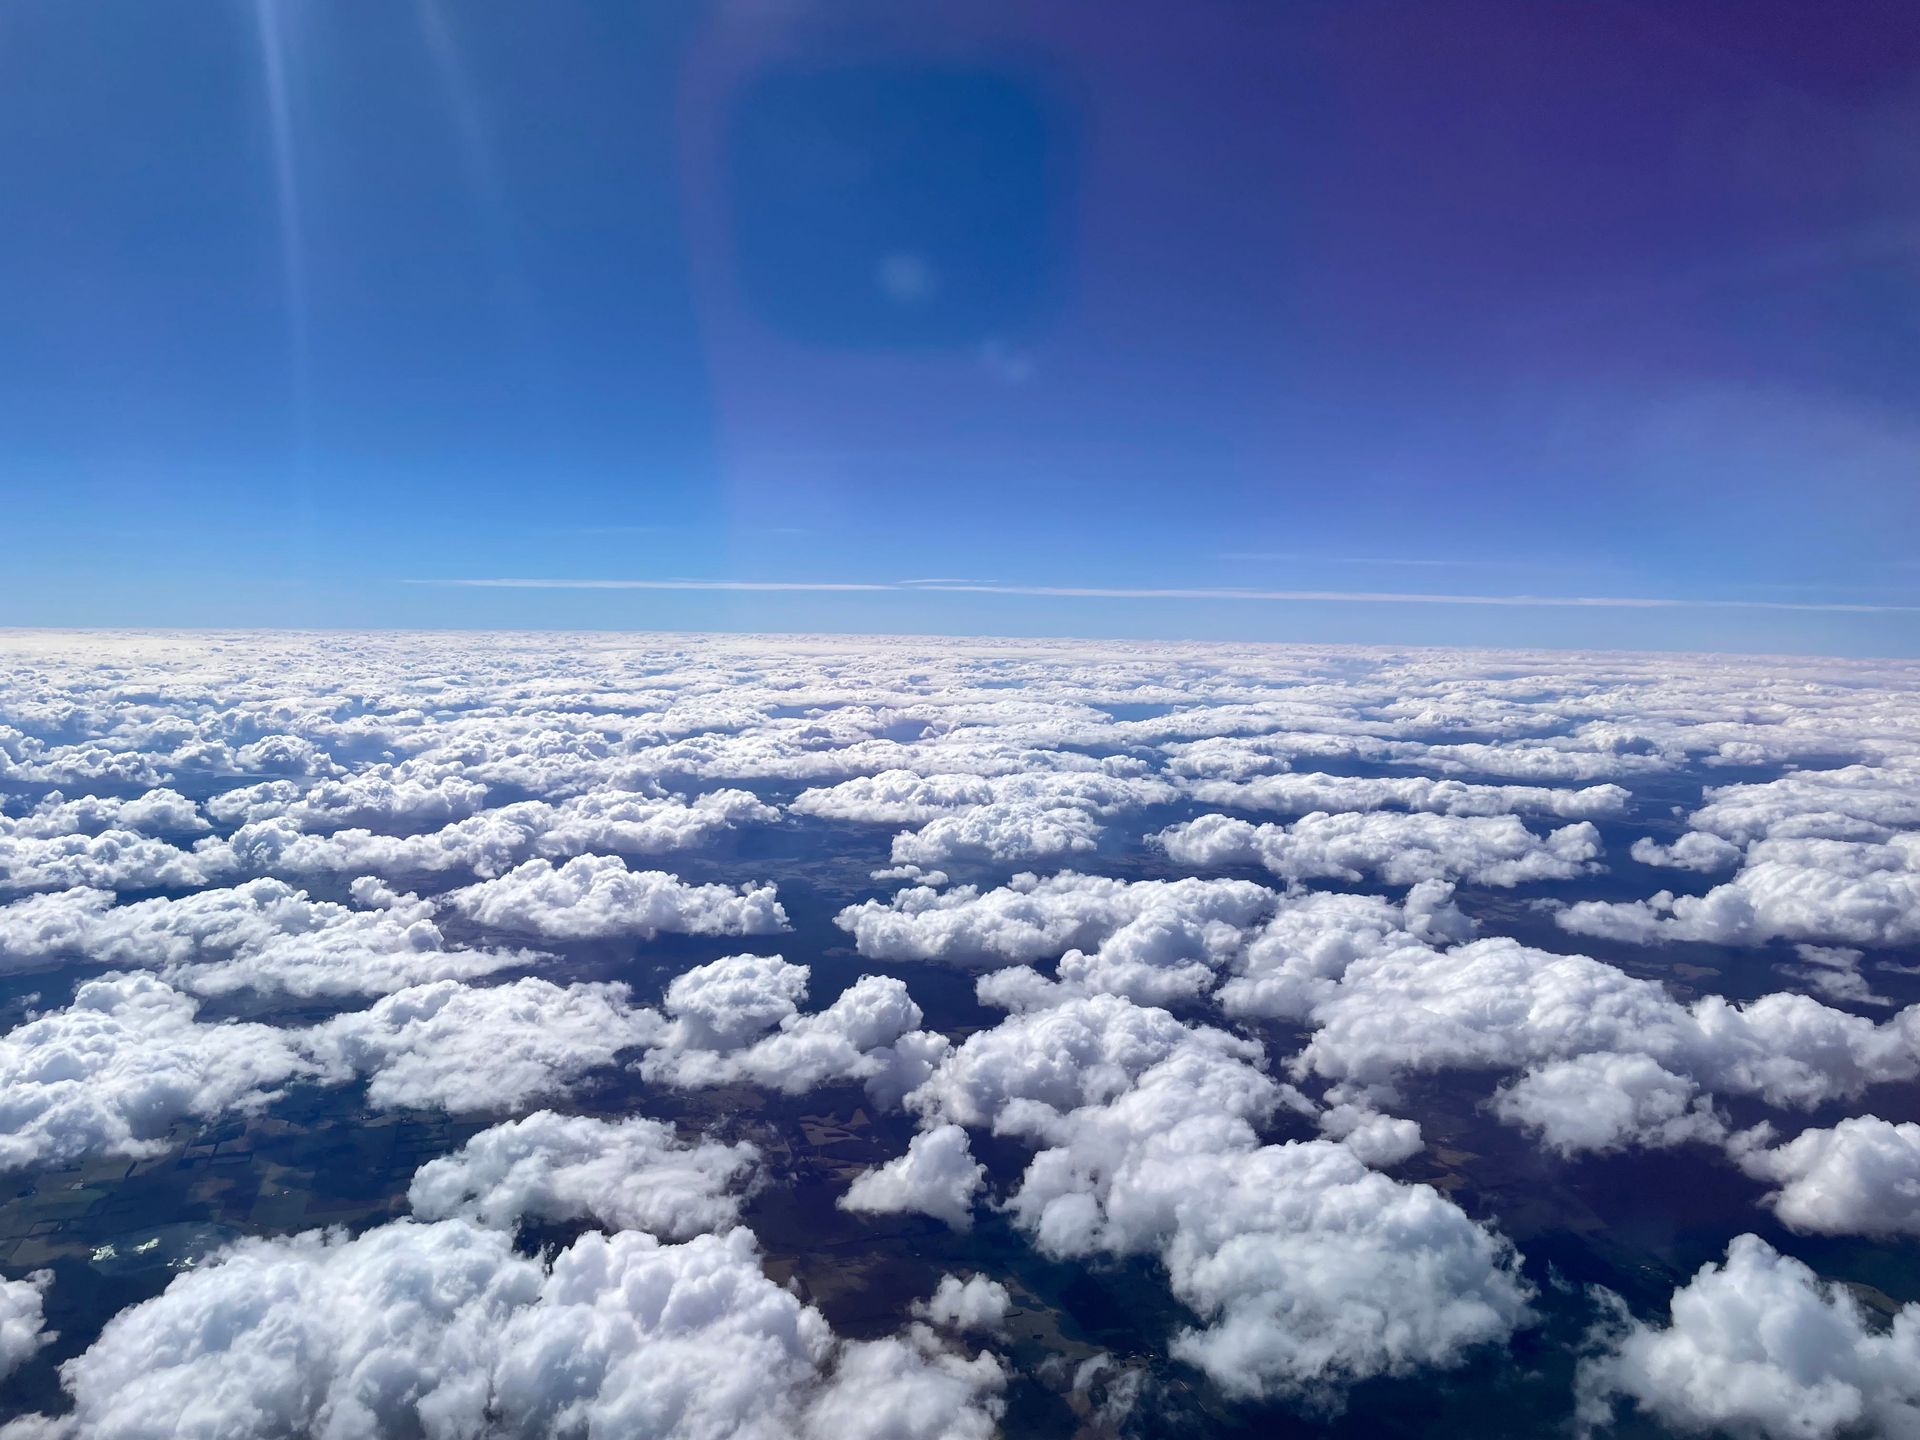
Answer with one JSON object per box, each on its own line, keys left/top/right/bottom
{"left": 837, "top": 871, "right": 1275, "bottom": 969}
{"left": 1629, "top": 831, "right": 1742, "bottom": 872}
{"left": 304, "top": 977, "right": 661, "bottom": 1113}
{"left": 0, "top": 829, "right": 216, "bottom": 896}
{"left": 1157, "top": 811, "right": 1602, "bottom": 888}
{"left": 840, "top": 1123, "right": 986, "bottom": 1231}
{"left": 1184, "top": 772, "right": 1629, "bottom": 820}
{"left": 1578, "top": 1234, "right": 1920, "bottom": 1439}
{"left": 886, "top": 803, "right": 1106, "bottom": 868}
{"left": 1215, "top": 881, "right": 1473, "bottom": 1022}
{"left": 15, "top": 630, "right": 1920, "bottom": 1419}
{"left": 791, "top": 771, "right": 1007, "bottom": 825}
{"left": 16, "top": 1219, "right": 1006, "bottom": 1440}
{"left": 437, "top": 854, "right": 786, "bottom": 941}
{"left": 0, "top": 880, "right": 533, "bottom": 998}
{"left": 639, "top": 955, "right": 946, "bottom": 1108}
{"left": 1734, "top": 1116, "right": 1920, "bottom": 1237}
{"left": 1317, "top": 1103, "right": 1425, "bottom": 1167}
{"left": 793, "top": 1326, "right": 1005, "bottom": 1440}
{"left": 906, "top": 992, "right": 1288, "bottom": 1136}
{"left": 2, "top": 789, "right": 205, "bottom": 838}
{"left": 0, "top": 1269, "right": 53, "bottom": 1380}
{"left": 203, "top": 771, "right": 491, "bottom": 831}
{"left": 518, "top": 786, "right": 781, "bottom": 857}
{"left": 914, "top": 1274, "right": 1011, "bottom": 1335}
{"left": 1492, "top": 1052, "right": 1727, "bottom": 1157}
{"left": 1559, "top": 835, "right": 1920, "bottom": 949}
{"left": 0, "top": 947, "right": 931, "bottom": 1177}
{"left": 0, "top": 966, "right": 724, "bottom": 1173}
{"left": 205, "top": 786, "right": 778, "bottom": 884}
{"left": 0, "top": 973, "right": 312, "bottom": 1172}
{"left": 793, "top": 768, "right": 1173, "bottom": 868}
{"left": 408, "top": 1110, "right": 760, "bottom": 1238}
{"left": 902, "top": 992, "right": 1528, "bottom": 1403}
{"left": 1290, "top": 935, "right": 1920, "bottom": 1121}
{"left": 1160, "top": 1138, "right": 1530, "bottom": 1404}
{"left": 1687, "top": 760, "right": 1920, "bottom": 845}
{"left": 1215, "top": 890, "right": 1920, "bottom": 1161}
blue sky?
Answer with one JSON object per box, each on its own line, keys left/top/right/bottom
{"left": 2, "top": 0, "right": 1918, "bottom": 654}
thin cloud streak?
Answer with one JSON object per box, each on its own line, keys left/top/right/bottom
{"left": 1218, "top": 552, "right": 1529, "bottom": 567}
{"left": 422, "top": 579, "right": 898, "bottom": 592}
{"left": 411, "top": 578, "right": 1920, "bottom": 614}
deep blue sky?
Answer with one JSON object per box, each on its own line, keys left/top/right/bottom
{"left": 3, "top": 1, "right": 1918, "bottom": 653}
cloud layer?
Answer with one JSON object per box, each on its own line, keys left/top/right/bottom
{"left": 8, "top": 630, "right": 1920, "bottom": 1432}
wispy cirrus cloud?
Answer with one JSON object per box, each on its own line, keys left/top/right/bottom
{"left": 410, "top": 577, "right": 1919, "bottom": 614}
{"left": 1217, "top": 552, "right": 1535, "bottom": 567}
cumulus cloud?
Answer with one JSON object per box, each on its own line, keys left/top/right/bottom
{"left": 519, "top": 786, "right": 781, "bottom": 858}
{"left": 1215, "top": 880, "right": 1473, "bottom": 1022}
{"left": 0, "top": 880, "right": 533, "bottom": 998}
{"left": 205, "top": 787, "right": 778, "bottom": 884}
{"left": 0, "top": 961, "right": 675, "bottom": 1173}
{"left": 2, "top": 788, "right": 205, "bottom": 838}
{"left": 906, "top": 991, "right": 1290, "bottom": 1136}
{"left": 16, "top": 628, "right": 1920, "bottom": 1418}
{"left": 203, "top": 771, "right": 490, "bottom": 831}
{"left": 1216, "top": 895, "right": 1920, "bottom": 1162}
{"left": 1734, "top": 1116, "right": 1920, "bottom": 1237}
{"left": 0, "top": 829, "right": 216, "bottom": 897}
{"left": 1558, "top": 835, "right": 1920, "bottom": 948}
{"left": 914, "top": 1274, "right": 1012, "bottom": 1335}
{"left": 840, "top": 1124, "right": 986, "bottom": 1230}
{"left": 792, "top": 771, "right": 1006, "bottom": 825}
{"left": 1493, "top": 1053, "right": 1728, "bottom": 1157}
{"left": 902, "top": 992, "right": 1526, "bottom": 1403}
{"left": 1687, "top": 760, "right": 1920, "bottom": 845}
{"left": 1185, "top": 772, "right": 1629, "bottom": 820}
{"left": 0, "top": 730, "right": 174, "bottom": 790}
{"left": 887, "top": 803, "right": 1106, "bottom": 868}
{"left": 437, "top": 854, "right": 786, "bottom": 942}
{"left": 1160, "top": 723, "right": 1679, "bottom": 787}
{"left": 304, "top": 977, "right": 661, "bottom": 1113}
{"left": 980, "top": 895, "right": 1283, "bottom": 1011}
{"left": 1290, "top": 935, "right": 1920, "bottom": 1121}
{"left": 837, "top": 871, "right": 1275, "bottom": 970}
{"left": 797, "top": 1327, "right": 1006, "bottom": 1440}
{"left": 1157, "top": 811, "right": 1602, "bottom": 888}
{"left": 1159, "top": 1138, "right": 1530, "bottom": 1404}
{"left": 623, "top": 712, "right": 1128, "bottom": 788}
{"left": 639, "top": 955, "right": 945, "bottom": 1108}
{"left": 1317, "top": 1104, "right": 1424, "bottom": 1168}
{"left": 1577, "top": 1234, "right": 1920, "bottom": 1439}
{"left": 14, "top": 1219, "right": 1006, "bottom": 1440}
{"left": 1629, "top": 831, "right": 1742, "bottom": 872}
{"left": 0, "top": 1269, "right": 53, "bottom": 1380}
{"left": 408, "top": 1110, "right": 760, "bottom": 1238}
{"left": 793, "top": 768, "right": 1173, "bottom": 868}
{"left": 1383, "top": 737, "right": 1679, "bottom": 782}
{"left": 0, "top": 973, "right": 312, "bottom": 1172}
